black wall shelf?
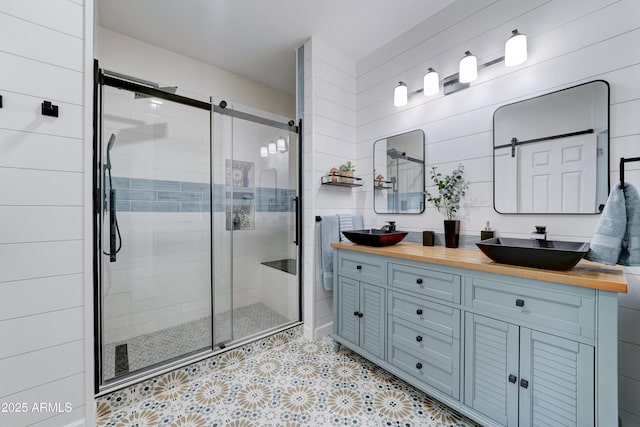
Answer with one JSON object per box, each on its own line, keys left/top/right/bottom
{"left": 321, "top": 174, "right": 362, "bottom": 187}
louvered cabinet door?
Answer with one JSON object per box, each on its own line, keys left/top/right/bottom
{"left": 518, "top": 329, "right": 594, "bottom": 427}
{"left": 337, "top": 277, "right": 360, "bottom": 345}
{"left": 360, "top": 282, "right": 386, "bottom": 359}
{"left": 464, "top": 313, "right": 519, "bottom": 426}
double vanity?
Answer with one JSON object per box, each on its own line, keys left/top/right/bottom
{"left": 331, "top": 241, "right": 626, "bottom": 427}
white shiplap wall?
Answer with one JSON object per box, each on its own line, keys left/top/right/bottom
{"left": 302, "top": 38, "right": 357, "bottom": 339}
{"left": 354, "top": 0, "right": 640, "bottom": 423}
{"left": 0, "top": 1, "right": 90, "bottom": 426}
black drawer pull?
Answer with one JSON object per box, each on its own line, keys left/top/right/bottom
{"left": 520, "top": 379, "right": 529, "bottom": 389}
{"left": 353, "top": 311, "right": 359, "bottom": 317}
{"left": 356, "top": 265, "right": 362, "bottom": 270}
{"left": 515, "top": 299, "right": 525, "bottom": 307}
{"left": 416, "top": 362, "right": 422, "bottom": 370}
{"left": 416, "top": 336, "right": 423, "bottom": 342}
{"left": 508, "top": 374, "right": 517, "bottom": 384}
{"left": 358, "top": 312, "right": 363, "bottom": 318}
{"left": 416, "top": 308, "right": 423, "bottom": 316}
{"left": 416, "top": 278, "right": 423, "bottom": 284}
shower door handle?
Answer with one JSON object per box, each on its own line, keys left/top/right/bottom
{"left": 109, "top": 189, "right": 117, "bottom": 262}
{"left": 293, "top": 196, "right": 300, "bottom": 246}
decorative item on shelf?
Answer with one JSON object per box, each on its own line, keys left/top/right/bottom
{"left": 339, "top": 161, "right": 355, "bottom": 184}
{"left": 376, "top": 174, "right": 385, "bottom": 187}
{"left": 329, "top": 167, "right": 339, "bottom": 183}
{"left": 424, "top": 164, "right": 469, "bottom": 248}
{"left": 422, "top": 230, "right": 435, "bottom": 246}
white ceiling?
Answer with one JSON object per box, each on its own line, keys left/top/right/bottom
{"left": 97, "top": 0, "right": 455, "bottom": 95}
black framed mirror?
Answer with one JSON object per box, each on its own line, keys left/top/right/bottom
{"left": 373, "top": 129, "right": 425, "bottom": 214}
{"left": 493, "top": 80, "right": 609, "bottom": 214}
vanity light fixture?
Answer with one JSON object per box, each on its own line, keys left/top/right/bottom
{"left": 505, "top": 29, "right": 527, "bottom": 66}
{"left": 423, "top": 68, "right": 439, "bottom": 96}
{"left": 393, "top": 29, "right": 528, "bottom": 104}
{"left": 394, "top": 82, "right": 408, "bottom": 107}
{"left": 268, "top": 142, "right": 277, "bottom": 154}
{"left": 260, "top": 145, "right": 268, "bottom": 157}
{"left": 458, "top": 51, "right": 478, "bottom": 83}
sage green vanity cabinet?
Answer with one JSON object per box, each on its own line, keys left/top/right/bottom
{"left": 464, "top": 313, "right": 594, "bottom": 426}
{"left": 331, "top": 244, "right": 624, "bottom": 427}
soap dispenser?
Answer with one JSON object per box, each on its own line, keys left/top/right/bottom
{"left": 480, "top": 221, "right": 495, "bottom": 240}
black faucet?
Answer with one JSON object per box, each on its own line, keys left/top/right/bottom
{"left": 380, "top": 221, "right": 396, "bottom": 232}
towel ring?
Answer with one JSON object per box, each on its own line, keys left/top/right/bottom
{"left": 620, "top": 157, "right": 640, "bottom": 189}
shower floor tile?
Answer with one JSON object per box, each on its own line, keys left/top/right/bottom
{"left": 97, "top": 335, "right": 478, "bottom": 427}
{"left": 103, "top": 303, "right": 289, "bottom": 381}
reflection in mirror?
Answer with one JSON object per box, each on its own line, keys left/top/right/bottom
{"left": 373, "top": 130, "right": 425, "bottom": 214}
{"left": 493, "top": 80, "right": 609, "bottom": 214}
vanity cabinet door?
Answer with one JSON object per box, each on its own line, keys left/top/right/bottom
{"left": 465, "top": 313, "right": 595, "bottom": 427}
{"left": 464, "top": 313, "right": 519, "bottom": 426}
{"left": 518, "top": 329, "right": 594, "bottom": 427}
{"left": 337, "top": 277, "right": 360, "bottom": 345}
{"left": 360, "top": 282, "right": 385, "bottom": 359}
{"left": 335, "top": 276, "right": 386, "bottom": 360}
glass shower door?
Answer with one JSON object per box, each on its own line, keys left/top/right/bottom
{"left": 212, "top": 102, "right": 300, "bottom": 346}
{"left": 99, "top": 84, "right": 213, "bottom": 384}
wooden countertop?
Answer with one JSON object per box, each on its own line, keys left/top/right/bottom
{"left": 331, "top": 242, "right": 627, "bottom": 293}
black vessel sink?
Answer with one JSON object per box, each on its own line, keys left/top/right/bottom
{"left": 476, "top": 237, "right": 590, "bottom": 270}
{"left": 342, "top": 229, "right": 408, "bottom": 247}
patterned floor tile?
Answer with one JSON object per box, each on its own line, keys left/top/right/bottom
{"left": 98, "top": 335, "right": 478, "bottom": 427}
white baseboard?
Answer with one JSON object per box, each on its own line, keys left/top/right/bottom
{"left": 315, "top": 321, "right": 333, "bottom": 339}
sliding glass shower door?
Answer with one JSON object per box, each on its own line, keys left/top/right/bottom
{"left": 97, "top": 81, "right": 213, "bottom": 385}
{"left": 212, "top": 101, "right": 300, "bottom": 346}
{"left": 96, "top": 68, "right": 301, "bottom": 392}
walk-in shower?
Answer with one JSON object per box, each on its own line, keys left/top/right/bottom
{"left": 94, "top": 65, "right": 301, "bottom": 392}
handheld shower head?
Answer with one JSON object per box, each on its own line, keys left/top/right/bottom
{"left": 105, "top": 134, "right": 116, "bottom": 170}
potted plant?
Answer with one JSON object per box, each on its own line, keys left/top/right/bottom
{"left": 339, "top": 161, "right": 356, "bottom": 184}
{"left": 424, "top": 164, "right": 469, "bottom": 248}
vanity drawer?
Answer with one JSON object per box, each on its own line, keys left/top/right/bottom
{"left": 467, "top": 277, "right": 595, "bottom": 339}
{"left": 388, "top": 263, "right": 460, "bottom": 303}
{"left": 337, "top": 251, "right": 386, "bottom": 286}
{"left": 388, "top": 318, "right": 460, "bottom": 399}
{"left": 389, "top": 291, "right": 460, "bottom": 339}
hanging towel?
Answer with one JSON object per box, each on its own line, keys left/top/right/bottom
{"left": 619, "top": 183, "right": 640, "bottom": 266}
{"left": 585, "top": 184, "right": 627, "bottom": 265}
{"left": 319, "top": 215, "right": 340, "bottom": 290}
{"left": 337, "top": 214, "right": 364, "bottom": 241}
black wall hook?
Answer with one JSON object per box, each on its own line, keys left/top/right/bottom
{"left": 41, "top": 100, "right": 59, "bottom": 117}
{"left": 0, "top": 94, "right": 3, "bottom": 109}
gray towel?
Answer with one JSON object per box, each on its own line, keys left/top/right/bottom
{"left": 585, "top": 184, "right": 627, "bottom": 265}
{"left": 319, "top": 215, "right": 340, "bottom": 290}
{"left": 337, "top": 214, "right": 363, "bottom": 241}
{"left": 619, "top": 183, "right": 640, "bottom": 266}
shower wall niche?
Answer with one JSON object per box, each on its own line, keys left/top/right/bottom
{"left": 96, "top": 71, "right": 300, "bottom": 391}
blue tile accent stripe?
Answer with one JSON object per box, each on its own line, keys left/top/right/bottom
{"left": 108, "top": 176, "right": 295, "bottom": 213}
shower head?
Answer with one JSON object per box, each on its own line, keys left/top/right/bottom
{"left": 134, "top": 86, "right": 178, "bottom": 99}
{"left": 387, "top": 148, "right": 407, "bottom": 160}
{"left": 105, "top": 134, "right": 116, "bottom": 170}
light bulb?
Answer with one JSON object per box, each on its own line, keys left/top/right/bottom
{"left": 393, "top": 82, "right": 408, "bottom": 107}
{"left": 505, "top": 29, "right": 527, "bottom": 66}
{"left": 268, "top": 142, "right": 276, "bottom": 154}
{"left": 276, "top": 137, "right": 287, "bottom": 152}
{"left": 260, "top": 146, "right": 268, "bottom": 157}
{"left": 459, "top": 51, "right": 478, "bottom": 83}
{"left": 423, "top": 68, "right": 439, "bottom": 96}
